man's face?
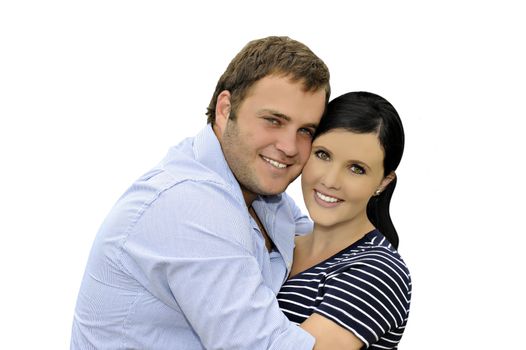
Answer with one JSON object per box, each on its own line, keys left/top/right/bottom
{"left": 215, "top": 75, "right": 326, "bottom": 203}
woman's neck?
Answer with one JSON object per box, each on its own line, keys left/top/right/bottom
{"left": 290, "top": 214, "right": 375, "bottom": 277}
{"left": 308, "top": 215, "right": 375, "bottom": 258}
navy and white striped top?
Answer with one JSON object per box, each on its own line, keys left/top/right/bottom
{"left": 277, "top": 230, "right": 411, "bottom": 349}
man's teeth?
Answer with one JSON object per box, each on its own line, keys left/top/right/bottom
{"left": 315, "top": 191, "right": 340, "bottom": 203}
{"left": 263, "top": 156, "right": 287, "bottom": 169}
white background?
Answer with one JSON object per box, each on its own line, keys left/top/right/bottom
{"left": 1, "top": 1, "right": 525, "bottom": 348}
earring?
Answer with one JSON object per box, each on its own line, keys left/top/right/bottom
{"left": 374, "top": 189, "right": 382, "bottom": 196}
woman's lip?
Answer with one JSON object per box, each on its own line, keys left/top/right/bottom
{"left": 313, "top": 189, "right": 343, "bottom": 208}
{"left": 314, "top": 189, "right": 343, "bottom": 201}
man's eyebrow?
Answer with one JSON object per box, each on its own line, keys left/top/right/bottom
{"left": 303, "top": 122, "right": 318, "bottom": 130}
{"left": 256, "top": 109, "right": 318, "bottom": 129}
{"left": 257, "top": 109, "right": 291, "bottom": 121}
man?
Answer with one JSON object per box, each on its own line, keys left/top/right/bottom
{"left": 71, "top": 36, "right": 330, "bottom": 349}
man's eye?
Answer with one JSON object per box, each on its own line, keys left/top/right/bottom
{"left": 349, "top": 165, "right": 365, "bottom": 175}
{"left": 314, "top": 150, "right": 330, "bottom": 161}
{"left": 298, "top": 128, "right": 314, "bottom": 138}
{"left": 264, "top": 118, "right": 281, "bottom": 126}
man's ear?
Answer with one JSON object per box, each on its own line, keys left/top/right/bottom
{"left": 214, "top": 90, "right": 232, "bottom": 136}
{"left": 376, "top": 171, "right": 396, "bottom": 195}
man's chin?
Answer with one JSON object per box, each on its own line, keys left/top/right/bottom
{"left": 257, "top": 183, "right": 290, "bottom": 197}
{"left": 241, "top": 177, "right": 295, "bottom": 198}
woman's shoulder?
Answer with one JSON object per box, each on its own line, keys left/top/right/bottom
{"left": 322, "top": 231, "right": 412, "bottom": 322}
{"left": 329, "top": 230, "right": 411, "bottom": 291}
{"left": 349, "top": 230, "right": 410, "bottom": 271}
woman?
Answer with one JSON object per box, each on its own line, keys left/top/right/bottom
{"left": 278, "top": 91, "right": 411, "bottom": 349}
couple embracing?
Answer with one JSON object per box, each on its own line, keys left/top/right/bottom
{"left": 71, "top": 36, "right": 410, "bottom": 350}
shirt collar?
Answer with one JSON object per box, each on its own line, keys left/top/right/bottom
{"left": 192, "top": 125, "right": 240, "bottom": 194}
{"left": 252, "top": 196, "right": 294, "bottom": 277}
{"left": 193, "top": 125, "right": 294, "bottom": 275}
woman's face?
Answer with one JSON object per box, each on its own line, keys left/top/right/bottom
{"left": 301, "top": 128, "right": 389, "bottom": 229}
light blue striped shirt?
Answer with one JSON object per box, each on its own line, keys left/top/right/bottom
{"left": 71, "top": 125, "right": 315, "bottom": 349}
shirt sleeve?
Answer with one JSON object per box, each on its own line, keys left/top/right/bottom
{"left": 120, "top": 179, "right": 315, "bottom": 350}
{"left": 313, "top": 258, "right": 411, "bottom": 347}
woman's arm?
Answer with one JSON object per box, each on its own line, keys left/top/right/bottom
{"left": 301, "top": 313, "right": 364, "bottom": 350}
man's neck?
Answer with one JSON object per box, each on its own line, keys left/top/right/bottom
{"left": 248, "top": 204, "right": 274, "bottom": 251}
{"left": 242, "top": 190, "right": 257, "bottom": 208}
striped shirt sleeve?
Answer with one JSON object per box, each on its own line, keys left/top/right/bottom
{"left": 313, "top": 253, "right": 411, "bottom": 347}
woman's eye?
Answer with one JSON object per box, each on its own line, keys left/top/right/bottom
{"left": 349, "top": 165, "right": 365, "bottom": 175}
{"left": 314, "top": 150, "right": 330, "bottom": 161}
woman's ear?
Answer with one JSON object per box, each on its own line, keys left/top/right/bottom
{"left": 375, "top": 171, "right": 396, "bottom": 195}
{"left": 214, "top": 90, "right": 232, "bottom": 136}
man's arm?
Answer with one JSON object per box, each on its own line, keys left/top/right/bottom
{"left": 121, "top": 180, "right": 314, "bottom": 349}
{"left": 300, "top": 259, "right": 411, "bottom": 349}
{"left": 301, "top": 314, "right": 364, "bottom": 350}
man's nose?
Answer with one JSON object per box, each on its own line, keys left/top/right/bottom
{"left": 275, "top": 129, "right": 299, "bottom": 157}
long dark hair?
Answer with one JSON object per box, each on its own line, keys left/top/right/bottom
{"left": 314, "top": 91, "right": 405, "bottom": 248}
